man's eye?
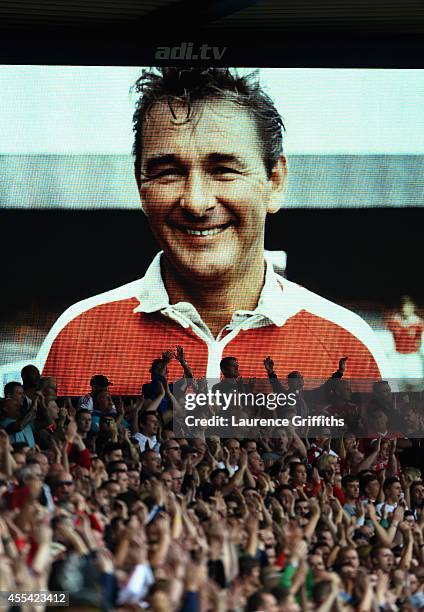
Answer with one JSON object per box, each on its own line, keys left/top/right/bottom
{"left": 213, "top": 166, "right": 238, "bottom": 175}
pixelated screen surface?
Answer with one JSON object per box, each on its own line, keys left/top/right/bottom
{"left": 1, "top": 66, "right": 424, "bottom": 394}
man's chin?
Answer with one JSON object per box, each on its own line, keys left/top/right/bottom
{"left": 169, "top": 253, "right": 237, "bottom": 284}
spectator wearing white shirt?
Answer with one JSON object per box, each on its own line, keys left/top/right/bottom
{"left": 133, "top": 411, "right": 160, "bottom": 453}
{"left": 78, "top": 374, "right": 116, "bottom": 413}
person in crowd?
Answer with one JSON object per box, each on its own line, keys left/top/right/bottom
{"left": 2, "top": 354, "right": 424, "bottom": 610}
{"left": 386, "top": 295, "right": 424, "bottom": 391}
{"left": 78, "top": 374, "right": 115, "bottom": 412}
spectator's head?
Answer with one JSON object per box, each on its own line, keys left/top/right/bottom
{"left": 210, "top": 468, "right": 229, "bottom": 488}
{"left": 149, "top": 358, "right": 167, "bottom": 380}
{"left": 335, "top": 546, "right": 360, "bottom": 572}
{"left": 12, "top": 452, "right": 26, "bottom": 469}
{"left": 76, "top": 409, "right": 92, "bottom": 434}
{"left": 93, "top": 390, "right": 114, "bottom": 414}
{"left": 20, "top": 364, "right": 40, "bottom": 389}
{"left": 246, "top": 591, "right": 279, "bottom": 612}
{"left": 52, "top": 470, "right": 75, "bottom": 502}
{"left": 371, "top": 545, "right": 395, "bottom": 573}
{"left": 90, "top": 374, "right": 113, "bottom": 393}
{"left": 169, "top": 468, "right": 183, "bottom": 494}
{"left": 268, "top": 461, "right": 289, "bottom": 485}
{"left": 1, "top": 398, "right": 20, "bottom": 419}
{"left": 29, "top": 452, "right": 50, "bottom": 477}
{"left": 290, "top": 462, "right": 307, "bottom": 486}
{"left": 139, "top": 411, "right": 159, "bottom": 438}
{"left": 239, "top": 556, "right": 261, "bottom": 586}
{"left": 368, "top": 408, "right": 388, "bottom": 432}
{"left": 410, "top": 481, "right": 424, "bottom": 508}
{"left": 287, "top": 371, "right": 304, "bottom": 393}
{"left": 99, "top": 415, "right": 116, "bottom": 433}
{"left": 404, "top": 407, "right": 421, "bottom": 432}
{"left": 329, "top": 378, "right": 352, "bottom": 403}
{"left": 225, "top": 438, "right": 241, "bottom": 464}
{"left": 360, "top": 474, "right": 380, "bottom": 501}
{"left": 141, "top": 450, "right": 162, "bottom": 478}
{"left": 241, "top": 439, "right": 257, "bottom": 453}
{"left": 400, "top": 295, "right": 416, "bottom": 318}
{"left": 46, "top": 398, "right": 60, "bottom": 421}
{"left": 341, "top": 475, "right": 360, "bottom": 501}
{"left": 160, "top": 439, "right": 182, "bottom": 466}
{"left": 159, "top": 470, "right": 173, "bottom": 490}
{"left": 308, "top": 552, "right": 325, "bottom": 577}
{"left": 248, "top": 451, "right": 264, "bottom": 475}
{"left": 3, "top": 382, "right": 24, "bottom": 406}
{"left": 220, "top": 356, "right": 239, "bottom": 379}
{"left": 39, "top": 376, "right": 57, "bottom": 399}
{"left": 383, "top": 476, "right": 402, "bottom": 504}
{"left": 372, "top": 381, "right": 392, "bottom": 408}
{"left": 103, "top": 443, "right": 123, "bottom": 464}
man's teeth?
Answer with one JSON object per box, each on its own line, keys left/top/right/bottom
{"left": 185, "top": 227, "right": 226, "bottom": 236}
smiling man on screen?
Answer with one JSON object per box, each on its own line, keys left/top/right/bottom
{"left": 39, "top": 67, "right": 391, "bottom": 394}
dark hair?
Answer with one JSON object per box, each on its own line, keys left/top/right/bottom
{"left": 76, "top": 409, "right": 91, "bottom": 418}
{"left": 239, "top": 555, "right": 260, "bottom": 578}
{"left": 139, "top": 411, "right": 158, "bottom": 426}
{"left": 3, "top": 381, "right": 23, "bottom": 397}
{"left": 359, "top": 473, "right": 379, "bottom": 495}
{"left": 341, "top": 475, "right": 360, "bottom": 489}
{"left": 220, "top": 356, "right": 238, "bottom": 372}
{"left": 132, "top": 67, "right": 285, "bottom": 187}
{"left": 383, "top": 476, "right": 401, "bottom": 493}
{"left": 246, "top": 592, "right": 267, "bottom": 612}
{"left": 149, "top": 358, "right": 164, "bottom": 375}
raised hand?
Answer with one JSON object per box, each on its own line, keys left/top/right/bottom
{"left": 161, "top": 349, "right": 174, "bottom": 364}
{"left": 338, "top": 356, "right": 348, "bottom": 372}
{"left": 263, "top": 356, "right": 275, "bottom": 374}
{"left": 174, "top": 345, "right": 185, "bottom": 363}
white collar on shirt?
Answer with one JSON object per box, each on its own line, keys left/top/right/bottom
{"left": 133, "top": 250, "right": 300, "bottom": 340}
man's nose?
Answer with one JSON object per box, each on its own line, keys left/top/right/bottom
{"left": 179, "top": 174, "right": 216, "bottom": 216}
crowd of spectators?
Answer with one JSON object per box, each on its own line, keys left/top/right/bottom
{"left": 1, "top": 349, "right": 424, "bottom": 611}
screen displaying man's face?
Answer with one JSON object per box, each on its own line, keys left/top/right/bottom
{"left": 1, "top": 66, "right": 424, "bottom": 395}
{"left": 138, "top": 99, "right": 285, "bottom": 284}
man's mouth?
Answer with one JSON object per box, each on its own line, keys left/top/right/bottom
{"left": 171, "top": 222, "right": 232, "bottom": 237}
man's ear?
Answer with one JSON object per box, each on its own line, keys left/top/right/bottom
{"left": 267, "top": 155, "right": 288, "bottom": 215}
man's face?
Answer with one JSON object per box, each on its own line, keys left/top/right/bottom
{"left": 222, "top": 358, "right": 240, "bottom": 379}
{"left": 248, "top": 451, "right": 264, "bottom": 474}
{"left": 340, "top": 549, "right": 360, "bottom": 569}
{"left": 142, "top": 415, "right": 159, "bottom": 437}
{"left": 77, "top": 412, "right": 92, "bottom": 433}
{"left": 97, "top": 391, "right": 114, "bottom": 413}
{"left": 365, "top": 479, "right": 380, "bottom": 501}
{"left": 226, "top": 439, "right": 241, "bottom": 462}
{"left": 170, "top": 469, "right": 183, "bottom": 493}
{"left": 387, "top": 481, "right": 402, "bottom": 502}
{"left": 3, "top": 399, "right": 20, "bottom": 419}
{"left": 371, "top": 410, "right": 388, "bottom": 431}
{"left": 106, "top": 449, "right": 123, "bottom": 463}
{"left": 7, "top": 385, "right": 24, "bottom": 406}
{"left": 293, "top": 464, "right": 307, "bottom": 485}
{"left": 412, "top": 484, "right": 424, "bottom": 505}
{"left": 159, "top": 471, "right": 173, "bottom": 490}
{"left": 374, "top": 548, "right": 395, "bottom": 573}
{"left": 138, "top": 100, "right": 286, "bottom": 284}
{"left": 345, "top": 480, "right": 360, "bottom": 500}
{"left": 142, "top": 452, "right": 162, "bottom": 476}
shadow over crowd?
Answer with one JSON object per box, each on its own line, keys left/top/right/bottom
{"left": 1, "top": 349, "right": 424, "bottom": 611}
